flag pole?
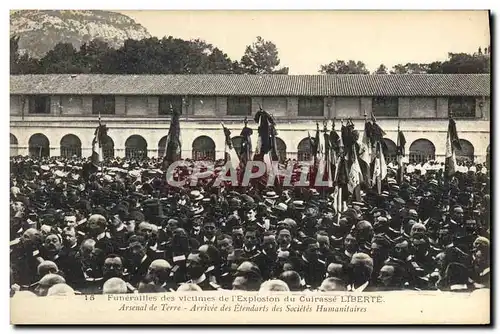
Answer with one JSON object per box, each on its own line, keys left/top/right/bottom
{"left": 363, "top": 110, "right": 371, "bottom": 187}
{"left": 397, "top": 120, "right": 402, "bottom": 184}
{"left": 99, "top": 112, "right": 104, "bottom": 172}
{"left": 338, "top": 119, "right": 344, "bottom": 214}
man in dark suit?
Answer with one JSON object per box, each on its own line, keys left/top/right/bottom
{"left": 296, "top": 238, "right": 326, "bottom": 289}
{"left": 126, "top": 235, "right": 153, "bottom": 287}
{"left": 196, "top": 220, "right": 220, "bottom": 246}
{"left": 87, "top": 214, "right": 115, "bottom": 257}
{"left": 242, "top": 227, "right": 261, "bottom": 261}
{"left": 184, "top": 250, "right": 220, "bottom": 291}
{"left": 254, "top": 232, "right": 278, "bottom": 280}
{"left": 10, "top": 228, "right": 44, "bottom": 287}
{"left": 59, "top": 226, "right": 80, "bottom": 280}
{"left": 346, "top": 253, "right": 377, "bottom": 292}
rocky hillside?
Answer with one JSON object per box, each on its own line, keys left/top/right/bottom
{"left": 10, "top": 10, "right": 151, "bottom": 58}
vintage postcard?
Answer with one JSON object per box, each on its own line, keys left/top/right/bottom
{"left": 9, "top": 9, "right": 490, "bottom": 325}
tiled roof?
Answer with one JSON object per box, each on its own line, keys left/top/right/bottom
{"left": 10, "top": 74, "right": 490, "bottom": 97}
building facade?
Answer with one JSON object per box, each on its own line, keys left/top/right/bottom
{"left": 10, "top": 74, "right": 491, "bottom": 163}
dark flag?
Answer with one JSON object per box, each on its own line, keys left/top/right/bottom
{"left": 91, "top": 113, "right": 107, "bottom": 168}
{"left": 445, "top": 116, "right": 462, "bottom": 176}
{"left": 370, "top": 112, "right": 386, "bottom": 142}
{"left": 313, "top": 123, "right": 321, "bottom": 163}
{"left": 322, "top": 121, "right": 333, "bottom": 188}
{"left": 254, "top": 107, "right": 277, "bottom": 174}
{"left": 334, "top": 121, "right": 350, "bottom": 213}
{"left": 254, "top": 107, "right": 275, "bottom": 157}
{"left": 396, "top": 123, "right": 407, "bottom": 184}
{"left": 240, "top": 117, "right": 253, "bottom": 166}
{"left": 163, "top": 104, "right": 182, "bottom": 170}
{"left": 270, "top": 124, "right": 280, "bottom": 162}
{"left": 330, "top": 123, "right": 340, "bottom": 166}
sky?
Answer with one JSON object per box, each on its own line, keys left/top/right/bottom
{"left": 119, "top": 10, "right": 490, "bottom": 74}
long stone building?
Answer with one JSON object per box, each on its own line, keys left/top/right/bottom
{"left": 10, "top": 73, "right": 490, "bottom": 163}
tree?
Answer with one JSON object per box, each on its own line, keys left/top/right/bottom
{"left": 440, "top": 52, "right": 490, "bottom": 74}
{"left": 240, "top": 36, "right": 288, "bottom": 74}
{"left": 390, "top": 63, "right": 429, "bottom": 74}
{"left": 374, "top": 64, "right": 388, "bottom": 74}
{"left": 319, "top": 60, "right": 369, "bottom": 74}
{"left": 78, "top": 39, "right": 112, "bottom": 73}
{"left": 10, "top": 35, "right": 41, "bottom": 74}
{"left": 39, "top": 42, "right": 82, "bottom": 73}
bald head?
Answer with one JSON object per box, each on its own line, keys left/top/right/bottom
{"left": 47, "top": 283, "right": 75, "bottom": 296}
{"left": 279, "top": 271, "right": 301, "bottom": 291}
{"left": 319, "top": 278, "right": 346, "bottom": 292}
{"left": 149, "top": 259, "right": 171, "bottom": 271}
{"left": 351, "top": 253, "right": 374, "bottom": 273}
{"left": 36, "top": 274, "right": 66, "bottom": 296}
{"left": 37, "top": 260, "right": 59, "bottom": 276}
{"left": 103, "top": 278, "right": 127, "bottom": 294}
{"left": 259, "top": 280, "right": 290, "bottom": 292}
{"left": 411, "top": 223, "right": 427, "bottom": 236}
{"left": 177, "top": 283, "right": 202, "bottom": 292}
{"left": 327, "top": 263, "right": 344, "bottom": 279}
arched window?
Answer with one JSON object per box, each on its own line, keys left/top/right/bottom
{"left": 125, "top": 135, "right": 148, "bottom": 160}
{"left": 192, "top": 136, "right": 216, "bottom": 161}
{"left": 456, "top": 139, "right": 474, "bottom": 162}
{"left": 275, "top": 137, "right": 287, "bottom": 163}
{"left": 10, "top": 134, "right": 18, "bottom": 157}
{"left": 158, "top": 136, "right": 168, "bottom": 158}
{"left": 60, "top": 134, "right": 82, "bottom": 158}
{"left": 29, "top": 133, "right": 50, "bottom": 158}
{"left": 103, "top": 136, "right": 115, "bottom": 159}
{"left": 297, "top": 138, "right": 312, "bottom": 162}
{"left": 383, "top": 138, "right": 397, "bottom": 163}
{"left": 409, "top": 139, "right": 436, "bottom": 163}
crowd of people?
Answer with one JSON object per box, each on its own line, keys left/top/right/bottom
{"left": 10, "top": 154, "right": 491, "bottom": 297}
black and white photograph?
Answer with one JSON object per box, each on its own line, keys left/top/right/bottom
{"left": 9, "top": 9, "right": 491, "bottom": 325}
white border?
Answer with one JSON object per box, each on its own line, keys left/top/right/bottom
{"left": 3, "top": 1, "right": 497, "bottom": 333}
